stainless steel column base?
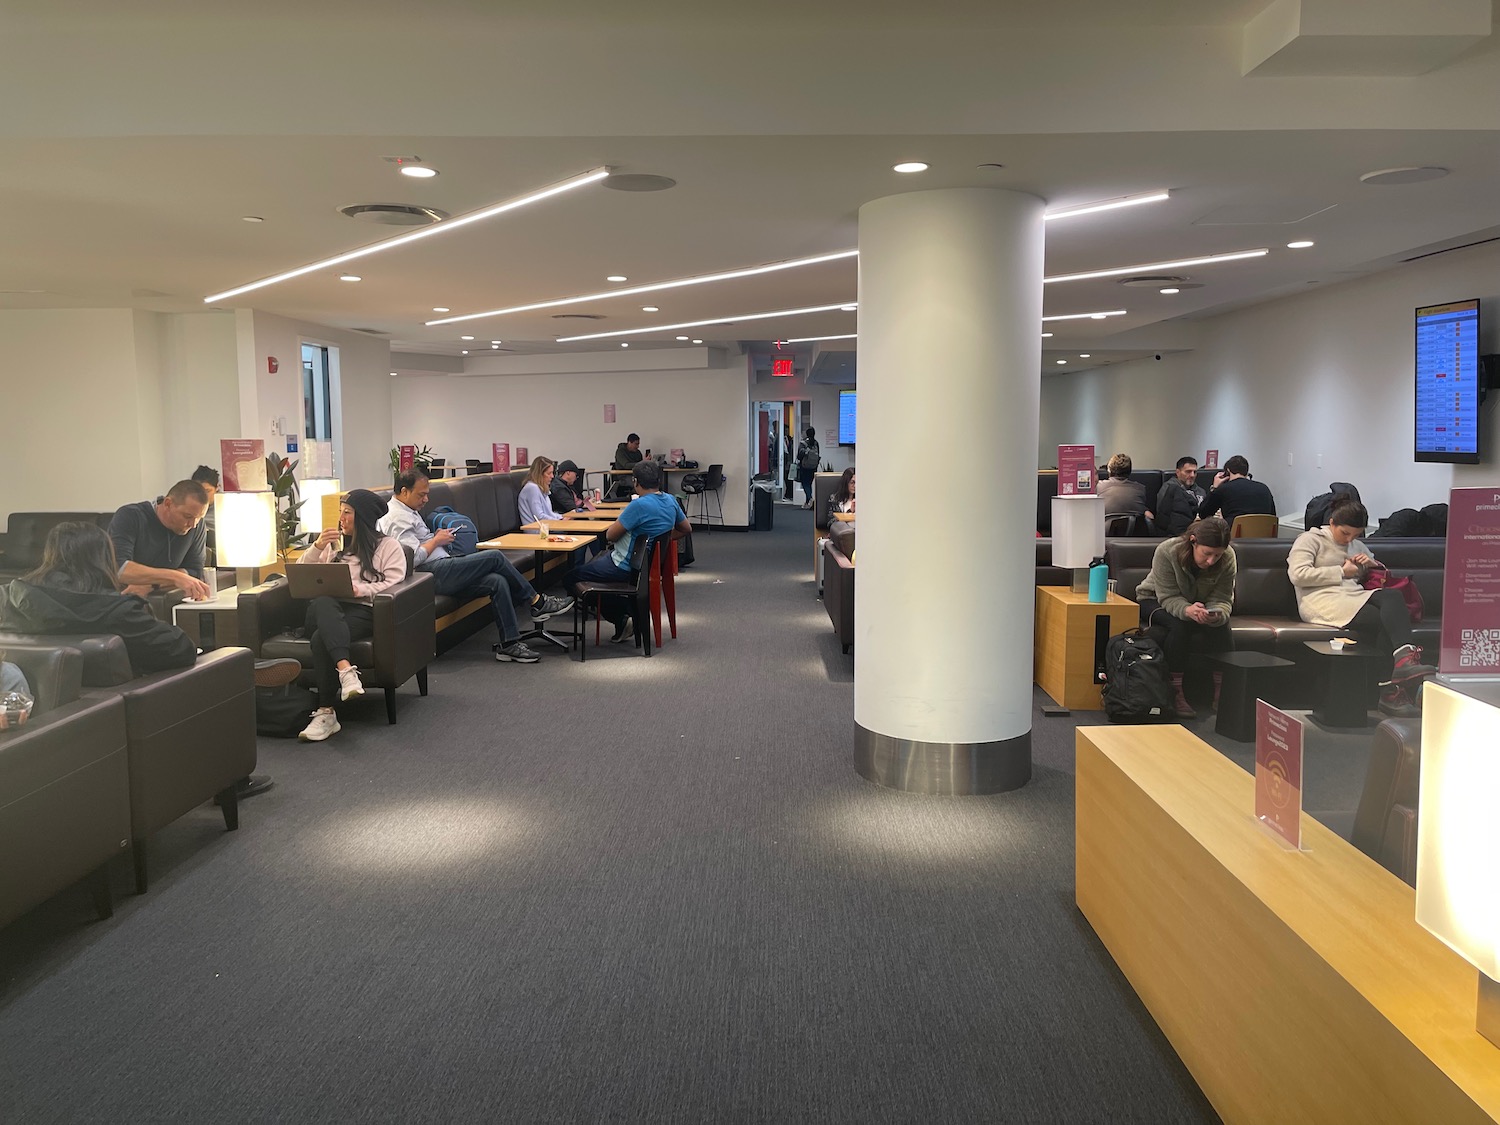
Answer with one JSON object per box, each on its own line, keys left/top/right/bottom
{"left": 854, "top": 723, "right": 1031, "bottom": 795}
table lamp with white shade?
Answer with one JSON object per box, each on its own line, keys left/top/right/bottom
{"left": 214, "top": 491, "right": 278, "bottom": 591}
{"left": 1051, "top": 494, "right": 1106, "bottom": 593}
{"left": 1415, "top": 681, "right": 1500, "bottom": 1047}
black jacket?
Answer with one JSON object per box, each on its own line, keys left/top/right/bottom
{"left": 1154, "top": 480, "right": 1206, "bottom": 536}
{"left": 549, "top": 478, "right": 580, "bottom": 514}
{"left": 613, "top": 444, "right": 643, "bottom": 470}
{"left": 0, "top": 579, "right": 197, "bottom": 676}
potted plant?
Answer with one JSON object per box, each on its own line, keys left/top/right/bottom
{"left": 388, "top": 444, "right": 435, "bottom": 486}
{"left": 265, "top": 453, "right": 312, "bottom": 560}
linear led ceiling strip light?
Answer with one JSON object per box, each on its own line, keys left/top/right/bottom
{"left": 555, "top": 303, "right": 856, "bottom": 343}
{"left": 1042, "top": 191, "right": 1171, "bottom": 222}
{"left": 1044, "top": 249, "right": 1268, "bottom": 285}
{"left": 785, "top": 334, "right": 858, "bottom": 343}
{"left": 428, "top": 250, "right": 860, "bottom": 326}
{"left": 203, "top": 167, "right": 612, "bottom": 303}
{"left": 1042, "top": 310, "right": 1127, "bottom": 322}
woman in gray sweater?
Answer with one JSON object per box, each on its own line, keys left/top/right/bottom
{"left": 1287, "top": 494, "right": 1434, "bottom": 716}
{"left": 1134, "top": 517, "right": 1236, "bottom": 719}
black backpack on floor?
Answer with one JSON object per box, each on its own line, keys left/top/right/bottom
{"left": 1100, "top": 629, "right": 1174, "bottom": 724}
{"left": 256, "top": 683, "right": 318, "bottom": 738}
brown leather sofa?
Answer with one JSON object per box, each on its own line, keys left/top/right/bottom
{"left": 1351, "top": 716, "right": 1421, "bottom": 887}
{"left": 0, "top": 512, "right": 115, "bottom": 582}
{"left": 823, "top": 522, "right": 855, "bottom": 653}
{"left": 0, "top": 633, "right": 256, "bottom": 894}
{"left": 0, "top": 645, "right": 131, "bottom": 928}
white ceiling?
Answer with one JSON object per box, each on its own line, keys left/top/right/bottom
{"left": 1, "top": 1, "right": 1497, "bottom": 376}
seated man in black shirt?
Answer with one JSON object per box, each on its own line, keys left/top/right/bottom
{"left": 550, "top": 460, "right": 596, "bottom": 514}
{"left": 1197, "top": 454, "right": 1277, "bottom": 526}
{"left": 110, "top": 480, "right": 212, "bottom": 601}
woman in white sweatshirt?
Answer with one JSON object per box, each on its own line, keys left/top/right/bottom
{"left": 295, "top": 488, "right": 406, "bottom": 741}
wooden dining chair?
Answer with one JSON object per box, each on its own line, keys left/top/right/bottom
{"left": 1229, "top": 513, "right": 1280, "bottom": 539}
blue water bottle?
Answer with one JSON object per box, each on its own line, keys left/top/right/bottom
{"left": 1087, "top": 555, "right": 1108, "bottom": 603}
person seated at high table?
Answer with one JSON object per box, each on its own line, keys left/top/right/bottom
{"left": 612, "top": 433, "right": 644, "bottom": 470}
{"left": 1134, "top": 516, "right": 1236, "bottom": 720}
{"left": 830, "top": 467, "right": 856, "bottom": 515}
{"left": 1097, "top": 453, "right": 1152, "bottom": 527}
{"left": 109, "top": 479, "right": 212, "bottom": 601}
{"left": 379, "top": 470, "right": 571, "bottom": 666}
{"left": 1197, "top": 454, "right": 1276, "bottom": 525}
{"left": 1287, "top": 494, "right": 1435, "bottom": 718}
{"left": 565, "top": 461, "right": 691, "bottom": 644}
{"left": 295, "top": 490, "right": 407, "bottom": 743}
{"left": 518, "top": 457, "right": 570, "bottom": 526}
{"left": 551, "top": 459, "right": 597, "bottom": 514}
{"left": 1154, "top": 456, "right": 1204, "bottom": 537}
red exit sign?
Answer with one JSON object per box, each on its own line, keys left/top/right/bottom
{"left": 772, "top": 357, "right": 794, "bottom": 377}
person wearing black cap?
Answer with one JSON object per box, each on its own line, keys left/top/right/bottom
{"left": 550, "top": 459, "right": 596, "bottom": 514}
{"left": 294, "top": 489, "right": 407, "bottom": 742}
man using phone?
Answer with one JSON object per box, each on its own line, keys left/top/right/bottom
{"left": 1197, "top": 454, "right": 1276, "bottom": 526}
{"left": 379, "top": 471, "right": 571, "bottom": 664}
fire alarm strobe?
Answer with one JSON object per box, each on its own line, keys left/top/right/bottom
{"left": 267, "top": 357, "right": 279, "bottom": 374}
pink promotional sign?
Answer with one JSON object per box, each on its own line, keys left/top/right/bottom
{"left": 1439, "top": 487, "right": 1500, "bottom": 675}
{"left": 492, "top": 443, "right": 510, "bottom": 473}
{"left": 515, "top": 447, "right": 529, "bottom": 466}
{"left": 1056, "top": 444, "right": 1096, "bottom": 496}
{"left": 1204, "top": 449, "right": 1219, "bottom": 470}
{"left": 604, "top": 404, "right": 616, "bottom": 424}
{"left": 398, "top": 445, "right": 415, "bottom": 473}
{"left": 1255, "top": 699, "right": 1304, "bottom": 849}
{"left": 219, "top": 439, "right": 266, "bottom": 492}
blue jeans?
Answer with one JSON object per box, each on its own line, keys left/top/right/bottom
{"left": 565, "top": 551, "right": 632, "bottom": 626}
{"left": 422, "top": 552, "right": 535, "bottom": 643}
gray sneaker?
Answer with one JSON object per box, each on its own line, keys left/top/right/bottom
{"left": 494, "top": 640, "right": 541, "bottom": 664}
{"left": 530, "top": 594, "right": 575, "bottom": 621}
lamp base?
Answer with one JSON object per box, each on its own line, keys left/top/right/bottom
{"left": 235, "top": 567, "right": 260, "bottom": 593}
{"left": 1477, "top": 971, "right": 1500, "bottom": 1049}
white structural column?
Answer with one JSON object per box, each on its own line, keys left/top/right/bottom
{"left": 854, "top": 189, "right": 1044, "bottom": 793}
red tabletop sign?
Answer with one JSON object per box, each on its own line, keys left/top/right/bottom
{"left": 515, "top": 447, "right": 529, "bottom": 466}
{"left": 1255, "top": 699, "right": 1304, "bottom": 848}
{"left": 220, "top": 439, "right": 266, "bottom": 492}
{"left": 1204, "top": 449, "right": 1219, "bottom": 470}
{"left": 398, "top": 445, "right": 415, "bottom": 473}
{"left": 1440, "top": 487, "right": 1500, "bottom": 676}
{"left": 492, "top": 443, "right": 510, "bottom": 473}
{"left": 1057, "top": 444, "right": 1096, "bottom": 496}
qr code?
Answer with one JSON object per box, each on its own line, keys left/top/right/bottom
{"left": 1460, "top": 629, "right": 1500, "bottom": 667}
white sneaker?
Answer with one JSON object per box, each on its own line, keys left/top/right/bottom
{"left": 298, "top": 710, "right": 341, "bottom": 742}
{"left": 338, "top": 666, "right": 364, "bottom": 701}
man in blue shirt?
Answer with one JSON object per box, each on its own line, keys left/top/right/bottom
{"left": 566, "top": 461, "right": 690, "bottom": 643}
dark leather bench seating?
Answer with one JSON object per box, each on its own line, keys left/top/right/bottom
{"left": 1036, "top": 470, "right": 1179, "bottom": 535}
{"left": 0, "top": 512, "right": 115, "bottom": 582}
{"left": 1106, "top": 538, "right": 1444, "bottom": 701}
{"left": 823, "top": 522, "right": 855, "bottom": 653}
{"left": 0, "top": 632, "right": 256, "bottom": 894}
{"left": 0, "top": 644, "right": 131, "bottom": 928}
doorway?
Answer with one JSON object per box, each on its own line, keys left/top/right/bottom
{"left": 751, "top": 399, "right": 811, "bottom": 504}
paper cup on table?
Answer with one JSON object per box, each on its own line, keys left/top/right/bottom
{"left": 538, "top": 522, "right": 548, "bottom": 538}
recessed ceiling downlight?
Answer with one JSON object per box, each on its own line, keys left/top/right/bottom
{"left": 1360, "top": 166, "right": 1449, "bottom": 186}
{"left": 337, "top": 203, "right": 449, "bottom": 226}
{"left": 893, "top": 161, "right": 929, "bottom": 174}
{"left": 1287, "top": 240, "right": 1315, "bottom": 249}
{"left": 399, "top": 165, "right": 439, "bottom": 179}
{"left": 603, "top": 174, "right": 676, "bottom": 192}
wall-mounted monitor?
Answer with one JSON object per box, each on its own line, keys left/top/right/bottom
{"left": 1415, "top": 298, "right": 1482, "bottom": 464}
{"left": 838, "top": 388, "right": 856, "bottom": 446}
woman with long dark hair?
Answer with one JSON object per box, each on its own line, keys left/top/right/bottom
{"left": 294, "top": 489, "right": 407, "bottom": 742}
{"left": 1133, "top": 517, "right": 1236, "bottom": 719}
{"left": 1288, "top": 494, "right": 1433, "bottom": 716}
{"left": 0, "top": 521, "right": 196, "bottom": 674}
{"left": 830, "top": 467, "right": 856, "bottom": 514}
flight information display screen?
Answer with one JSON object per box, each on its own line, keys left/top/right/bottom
{"left": 838, "top": 389, "right": 856, "bottom": 445}
{"left": 1415, "top": 298, "right": 1481, "bottom": 464}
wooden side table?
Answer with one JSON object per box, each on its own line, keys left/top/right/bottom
{"left": 1034, "top": 586, "right": 1138, "bottom": 710}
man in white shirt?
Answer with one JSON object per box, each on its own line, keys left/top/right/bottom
{"left": 378, "top": 471, "right": 571, "bottom": 663}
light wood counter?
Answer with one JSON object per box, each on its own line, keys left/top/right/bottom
{"left": 1075, "top": 723, "right": 1500, "bottom": 1125}
{"left": 1033, "top": 586, "right": 1137, "bottom": 709}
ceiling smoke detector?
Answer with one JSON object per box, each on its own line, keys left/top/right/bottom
{"left": 337, "top": 203, "right": 449, "bottom": 226}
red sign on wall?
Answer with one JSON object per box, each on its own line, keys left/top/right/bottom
{"left": 398, "top": 445, "right": 415, "bottom": 473}
{"left": 1439, "top": 487, "right": 1500, "bottom": 676}
{"left": 772, "top": 357, "right": 794, "bottom": 377}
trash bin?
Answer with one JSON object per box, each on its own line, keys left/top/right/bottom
{"left": 753, "top": 484, "right": 775, "bottom": 531}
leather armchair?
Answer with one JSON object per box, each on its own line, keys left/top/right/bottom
{"left": 0, "top": 512, "right": 115, "bottom": 581}
{"left": 0, "top": 645, "right": 131, "bottom": 927}
{"left": 824, "top": 522, "right": 855, "bottom": 655}
{"left": 239, "top": 570, "right": 436, "bottom": 724}
{"left": 1352, "top": 716, "right": 1421, "bottom": 887}
{"left": 0, "top": 635, "right": 257, "bottom": 893}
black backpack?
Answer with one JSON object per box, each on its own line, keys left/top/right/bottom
{"left": 1304, "top": 481, "right": 1361, "bottom": 530}
{"left": 1100, "top": 629, "right": 1174, "bottom": 724}
{"left": 256, "top": 683, "right": 318, "bottom": 738}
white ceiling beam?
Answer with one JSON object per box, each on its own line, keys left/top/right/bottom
{"left": 1243, "top": 0, "right": 1492, "bottom": 77}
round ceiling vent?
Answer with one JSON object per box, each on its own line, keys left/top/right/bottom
{"left": 550, "top": 313, "right": 605, "bottom": 320}
{"left": 603, "top": 174, "right": 677, "bottom": 192}
{"left": 337, "top": 203, "right": 449, "bottom": 226}
{"left": 1117, "top": 275, "right": 1189, "bottom": 288}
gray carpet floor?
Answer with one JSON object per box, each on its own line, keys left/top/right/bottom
{"left": 3, "top": 510, "right": 1393, "bottom": 1122}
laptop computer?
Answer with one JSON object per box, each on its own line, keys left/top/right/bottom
{"left": 285, "top": 563, "right": 357, "bottom": 599}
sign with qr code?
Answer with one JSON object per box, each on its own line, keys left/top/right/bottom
{"left": 1439, "top": 487, "right": 1500, "bottom": 675}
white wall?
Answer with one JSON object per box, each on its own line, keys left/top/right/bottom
{"left": 1040, "top": 239, "right": 1500, "bottom": 522}
{"left": 391, "top": 357, "right": 752, "bottom": 525}
{"left": 237, "top": 311, "right": 392, "bottom": 489}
